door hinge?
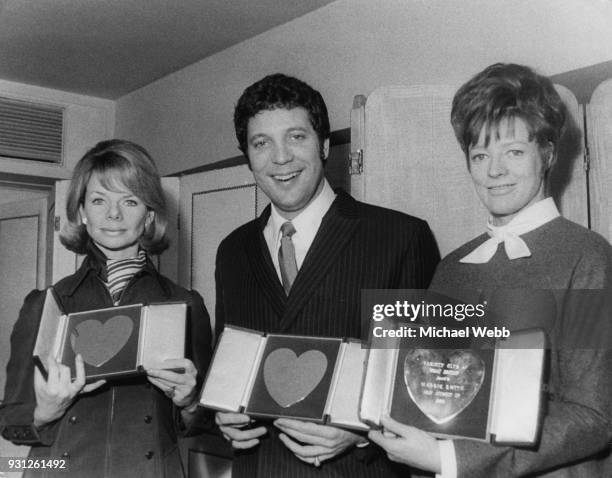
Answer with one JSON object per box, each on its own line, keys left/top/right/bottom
{"left": 583, "top": 144, "right": 590, "bottom": 172}
{"left": 349, "top": 149, "right": 363, "bottom": 175}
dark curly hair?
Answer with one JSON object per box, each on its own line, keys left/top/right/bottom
{"left": 233, "top": 73, "right": 330, "bottom": 159}
{"left": 451, "top": 63, "right": 566, "bottom": 167}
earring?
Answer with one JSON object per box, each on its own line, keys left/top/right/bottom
{"left": 82, "top": 217, "right": 87, "bottom": 225}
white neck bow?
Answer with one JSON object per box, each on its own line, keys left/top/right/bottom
{"left": 460, "top": 198, "right": 560, "bottom": 264}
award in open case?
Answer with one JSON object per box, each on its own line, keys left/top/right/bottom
{"left": 33, "top": 287, "right": 187, "bottom": 382}
{"left": 199, "top": 326, "right": 369, "bottom": 431}
{"left": 360, "top": 328, "right": 546, "bottom": 444}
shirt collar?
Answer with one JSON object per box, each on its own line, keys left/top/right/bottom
{"left": 269, "top": 178, "right": 336, "bottom": 244}
{"left": 460, "top": 197, "right": 560, "bottom": 264}
{"left": 487, "top": 196, "right": 559, "bottom": 235}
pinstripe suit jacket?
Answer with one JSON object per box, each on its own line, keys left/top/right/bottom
{"left": 215, "top": 190, "right": 440, "bottom": 478}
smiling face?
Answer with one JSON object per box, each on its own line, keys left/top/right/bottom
{"left": 79, "top": 173, "right": 152, "bottom": 259}
{"left": 247, "top": 107, "right": 329, "bottom": 220}
{"left": 468, "top": 117, "right": 549, "bottom": 226}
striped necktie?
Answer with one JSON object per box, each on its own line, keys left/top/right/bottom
{"left": 106, "top": 250, "right": 147, "bottom": 305}
{"left": 278, "top": 221, "right": 298, "bottom": 295}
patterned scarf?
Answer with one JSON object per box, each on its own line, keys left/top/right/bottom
{"left": 106, "top": 250, "right": 147, "bottom": 305}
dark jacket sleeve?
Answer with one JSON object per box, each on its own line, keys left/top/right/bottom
{"left": 361, "top": 218, "right": 440, "bottom": 466}
{"left": 178, "top": 289, "right": 214, "bottom": 436}
{"left": 1, "top": 289, "right": 60, "bottom": 446}
{"left": 214, "top": 240, "right": 227, "bottom": 341}
{"left": 186, "top": 290, "right": 213, "bottom": 383}
{"left": 451, "top": 244, "right": 612, "bottom": 477}
{"left": 454, "top": 347, "right": 612, "bottom": 477}
{"left": 398, "top": 220, "right": 440, "bottom": 289}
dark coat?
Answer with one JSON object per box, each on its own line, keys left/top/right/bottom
{"left": 215, "top": 190, "right": 440, "bottom": 478}
{"left": 0, "top": 245, "right": 212, "bottom": 478}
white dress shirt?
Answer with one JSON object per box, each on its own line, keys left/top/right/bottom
{"left": 263, "top": 179, "right": 336, "bottom": 281}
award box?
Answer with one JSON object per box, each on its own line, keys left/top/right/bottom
{"left": 199, "top": 326, "right": 369, "bottom": 431}
{"left": 33, "top": 287, "right": 187, "bottom": 382}
{"left": 360, "top": 328, "right": 546, "bottom": 444}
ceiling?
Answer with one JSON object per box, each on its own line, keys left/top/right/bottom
{"left": 0, "top": 0, "right": 335, "bottom": 99}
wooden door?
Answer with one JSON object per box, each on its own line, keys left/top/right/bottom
{"left": 0, "top": 197, "right": 49, "bottom": 467}
{"left": 178, "top": 165, "right": 268, "bottom": 335}
{"left": 178, "top": 164, "right": 268, "bottom": 477}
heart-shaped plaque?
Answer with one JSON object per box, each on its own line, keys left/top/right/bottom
{"left": 263, "top": 348, "right": 327, "bottom": 408}
{"left": 403, "top": 349, "right": 485, "bottom": 424}
{"left": 70, "top": 315, "right": 134, "bottom": 367}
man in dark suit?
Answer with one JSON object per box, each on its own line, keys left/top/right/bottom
{"left": 215, "top": 73, "right": 440, "bottom": 478}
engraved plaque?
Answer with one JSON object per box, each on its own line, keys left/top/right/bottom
{"left": 403, "top": 349, "right": 485, "bottom": 424}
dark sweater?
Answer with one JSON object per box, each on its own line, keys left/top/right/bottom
{"left": 429, "top": 216, "right": 612, "bottom": 478}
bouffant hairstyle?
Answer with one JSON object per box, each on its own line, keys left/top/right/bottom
{"left": 60, "top": 139, "right": 169, "bottom": 255}
{"left": 451, "top": 63, "right": 566, "bottom": 168}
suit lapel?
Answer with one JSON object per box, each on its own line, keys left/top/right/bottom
{"left": 279, "top": 191, "right": 361, "bottom": 332}
{"left": 244, "top": 206, "right": 287, "bottom": 319}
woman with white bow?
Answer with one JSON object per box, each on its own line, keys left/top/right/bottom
{"left": 369, "top": 63, "right": 612, "bottom": 477}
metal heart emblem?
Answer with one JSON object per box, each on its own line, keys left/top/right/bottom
{"left": 403, "top": 349, "right": 485, "bottom": 424}
{"left": 263, "top": 348, "right": 327, "bottom": 408}
{"left": 70, "top": 315, "right": 134, "bottom": 367}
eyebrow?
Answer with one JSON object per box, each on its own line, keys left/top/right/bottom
{"left": 249, "top": 125, "right": 309, "bottom": 137}
{"left": 471, "top": 139, "right": 529, "bottom": 149}
{"left": 499, "top": 140, "right": 529, "bottom": 146}
{"left": 248, "top": 133, "right": 269, "bottom": 141}
{"left": 88, "top": 189, "right": 136, "bottom": 198}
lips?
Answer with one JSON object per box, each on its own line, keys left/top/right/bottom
{"left": 272, "top": 171, "right": 301, "bottom": 182}
{"left": 487, "top": 184, "right": 515, "bottom": 195}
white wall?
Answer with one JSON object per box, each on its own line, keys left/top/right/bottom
{"left": 115, "top": 0, "right": 612, "bottom": 175}
{"left": 0, "top": 79, "right": 115, "bottom": 179}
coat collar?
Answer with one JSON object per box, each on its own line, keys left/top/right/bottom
{"left": 61, "top": 241, "right": 168, "bottom": 298}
